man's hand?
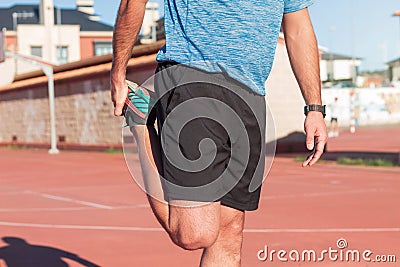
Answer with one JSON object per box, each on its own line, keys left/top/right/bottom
{"left": 302, "top": 111, "right": 328, "bottom": 167}
{"left": 111, "top": 74, "right": 128, "bottom": 116}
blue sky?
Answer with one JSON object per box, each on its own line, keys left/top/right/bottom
{"left": 1, "top": 0, "right": 399, "bottom": 71}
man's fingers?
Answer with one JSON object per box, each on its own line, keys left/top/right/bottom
{"left": 302, "top": 152, "right": 314, "bottom": 167}
{"left": 308, "top": 147, "right": 323, "bottom": 166}
{"left": 303, "top": 125, "right": 316, "bottom": 167}
{"left": 308, "top": 138, "right": 326, "bottom": 166}
{"left": 110, "top": 79, "right": 128, "bottom": 117}
{"left": 114, "top": 101, "right": 125, "bottom": 116}
{"left": 305, "top": 128, "right": 315, "bottom": 150}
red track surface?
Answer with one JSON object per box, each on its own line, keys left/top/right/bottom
{"left": 0, "top": 127, "right": 399, "bottom": 266}
{"left": 327, "top": 126, "right": 400, "bottom": 153}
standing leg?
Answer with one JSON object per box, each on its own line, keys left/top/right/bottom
{"left": 200, "top": 206, "right": 245, "bottom": 267}
{"left": 328, "top": 120, "right": 334, "bottom": 137}
{"left": 334, "top": 119, "right": 339, "bottom": 137}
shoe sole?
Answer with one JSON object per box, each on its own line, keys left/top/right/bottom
{"left": 124, "top": 80, "right": 153, "bottom": 123}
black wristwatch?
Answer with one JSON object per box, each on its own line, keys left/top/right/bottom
{"left": 304, "top": 104, "right": 326, "bottom": 118}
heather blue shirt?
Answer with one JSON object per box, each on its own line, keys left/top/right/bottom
{"left": 156, "top": 0, "right": 314, "bottom": 95}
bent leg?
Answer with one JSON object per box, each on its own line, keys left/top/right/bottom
{"left": 200, "top": 205, "right": 245, "bottom": 267}
{"left": 131, "top": 125, "right": 169, "bottom": 230}
{"left": 168, "top": 200, "right": 220, "bottom": 250}
{"left": 131, "top": 125, "right": 221, "bottom": 250}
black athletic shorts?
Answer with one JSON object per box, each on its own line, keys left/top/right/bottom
{"left": 331, "top": 117, "right": 338, "bottom": 123}
{"left": 151, "top": 62, "right": 266, "bottom": 211}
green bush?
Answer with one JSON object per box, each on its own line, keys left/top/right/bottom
{"left": 337, "top": 157, "right": 396, "bottom": 167}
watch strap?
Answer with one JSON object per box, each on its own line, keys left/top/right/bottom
{"left": 304, "top": 104, "right": 326, "bottom": 118}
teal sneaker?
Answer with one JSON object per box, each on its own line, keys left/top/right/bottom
{"left": 123, "top": 80, "right": 155, "bottom": 126}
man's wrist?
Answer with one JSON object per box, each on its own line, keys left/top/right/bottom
{"left": 110, "top": 68, "right": 126, "bottom": 83}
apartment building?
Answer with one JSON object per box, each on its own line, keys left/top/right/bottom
{"left": 0, "top": 0, "right": 113, "bottom": 76}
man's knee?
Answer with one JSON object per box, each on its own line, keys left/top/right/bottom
{"left": 167, "top": 201, "right": 220, "bottom": 250}
{"left": 169, "top": 225, "right": 219, "bottom": 250}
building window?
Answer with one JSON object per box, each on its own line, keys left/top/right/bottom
{"left": 30, "top": 46, "right": 42, "bottom": 57}
{"left": 94, "top": 41, "right": 112, "bottom": 56}
{"left": 56, "top": 46, "right": 68, "bottom": 65}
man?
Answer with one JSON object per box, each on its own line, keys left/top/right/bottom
{"left": 329, "top": 97, "right": 340, "bottom": 137}
{"left": 111, "top": 0, "right": 327, "bottom": 266}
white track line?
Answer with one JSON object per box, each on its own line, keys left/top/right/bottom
{"left": 38, "top": 193, "right": 113, "bottom": 210}
{"left": 0, "top": 221, "right": 399, "bottom": 233}
{"left": 0, "top": 204, "right": 150, "bottom": 213}
{"left": 0, "top": 222, "right": 163, "bottom": 231}
{"left": 0, "top": 207, "right": 94, "bottom": 212}
{"left": 0, "top": 189, "right": 114, "bottom": 210}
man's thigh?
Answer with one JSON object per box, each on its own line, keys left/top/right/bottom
{"left": 169, "top": 200, "right": 221, "bottom": 237}
{"left": 168, "top": 201, "right": 244, "bottom": 241}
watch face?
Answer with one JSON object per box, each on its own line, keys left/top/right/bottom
{"left": 304, "top": 105, "right": 326, "bottom": 117}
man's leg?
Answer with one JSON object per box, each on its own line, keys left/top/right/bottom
{"left": 131, "top": 125, "right": 168, "bottom": 229}
{"left": 200, "top": 206, "right": 245, "bottom": 267}
{"left": 168, "top": 200, "right": 220, "bottom": 250}
{"left": 131, "top": 125, "right": 220, "bottom": 250}
{"left": 334, "top": 120, "right": 339, "bottom": 136}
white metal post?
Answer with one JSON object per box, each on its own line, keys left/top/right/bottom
{"left": 43, "top": 66, "right": 59, "bottom": 154}
{"left": 393, "top": 11, "right": 400, "bottom": 56}
{"left": 350, "top": 0, "right": 357, "bottom": 133}
{"left": 5, "top": 51, "right": 59, "bottom": 154}
{"left": 152, "top": 22, "right": 157, "bottom": 42}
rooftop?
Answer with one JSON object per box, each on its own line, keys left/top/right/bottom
{"left": 321, "top": 52, "right": 362, "bottom": 61}
{"left": 387, "top": 57, "right": 400, "bottom": 65}
{"left": 0, "top": 4, "right": 113, "bottom": 32}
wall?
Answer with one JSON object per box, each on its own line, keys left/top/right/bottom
{"left": 141, "top": 2, "right": 160, "bottom": 37}
{"left": 322, "top": 87, "right": 400, "bottom": 127}
{"left": 391, "top": 63, "right": 400, "bottom": 82}
{"left": 320, "top": 59, "right": 362, "bottom": 82}
{"left": 265, "top": 40, "right": 305, "bottom": 139}
{"left": 320, "top": 60, "right": 328, "bottom": 82}
{"left": 0, "top": 54, "right": 157, "bottom": 147}
{"left": 1, "top": 34, "right": 18, "bottom": 86}
{"left": 5, "top": 34, "right": 16, "bottom": 52}
{"left": 0, "top": 58, "right": 15, "bottom": 86}
{"left": 333, "top": 60, "right": 353, "bottom": 81}
{"left": 80, "top": 35, "right": 113, "bottom": 59}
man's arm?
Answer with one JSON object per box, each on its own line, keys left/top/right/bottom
{"left": 111, "top": 0, "right": 148, "bottom": 116}
{"left": 282, "top": 8, "right": 328, "bottom": 167}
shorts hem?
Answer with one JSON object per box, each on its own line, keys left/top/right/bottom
{"left": 165, "top": 191, "right": 224, "bottom": 204}
{"left": 220, "top": 197, "right": 259, "bottom": 211}
{"left": 165, "top": 193, "right": 260, "bottom": 211}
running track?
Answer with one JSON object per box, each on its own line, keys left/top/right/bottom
{"left": 0, "top": 129, "right": 399, "bottom": 266}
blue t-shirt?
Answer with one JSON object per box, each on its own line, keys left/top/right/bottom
{"left": 156, "top": 0, "right": 314, "bottom": 95}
